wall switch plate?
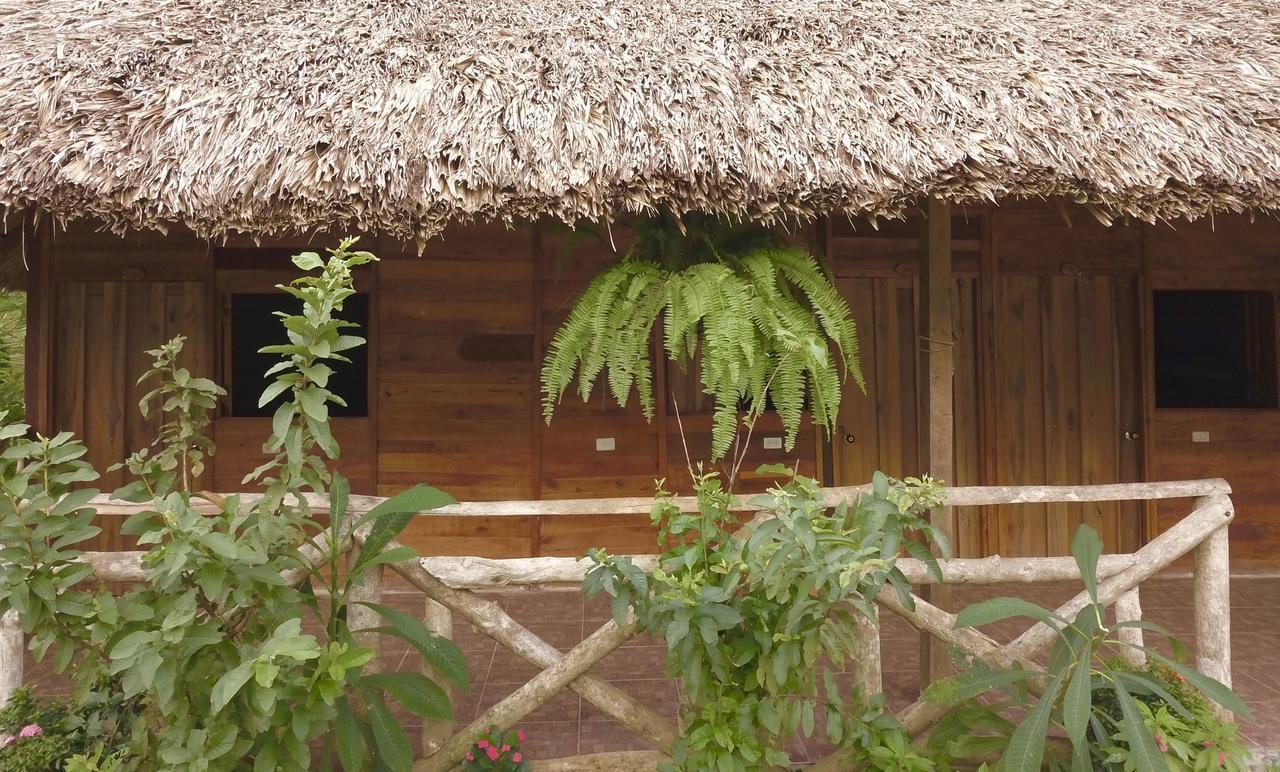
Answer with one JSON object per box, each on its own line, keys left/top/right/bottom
{"left": 595, "top": 437, "right": 616, "bottom": 452}
{"left": 762, "top": 436, "right": 783, "bottom": 450}
{"left": 1192, "top": 431, "right": 1210, "bottom": 443}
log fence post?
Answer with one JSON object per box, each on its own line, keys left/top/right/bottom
{"left": 347, "top": 547, "right": 384, "bottom": 672}
{"left": 0, "top": 610, "right": 20, "bottom": 707}
{"left": 1194, "top": 518, "right": 1232, "bottom": 719}
{"left": 421, "top": 599, "right": 454, "bottom": 757}
{"left": 1115, "top": 588, "right": 1145, "bottom": 667}
{"left": 854, "top": 607, "right": 882, "bottom": 695}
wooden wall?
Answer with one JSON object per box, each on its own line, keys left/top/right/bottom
{"left": 27, "top": 207, "right": 1280, "bottom": 565}
{"left": 1144, "top": 215, "right": 1280, "bottom": 569}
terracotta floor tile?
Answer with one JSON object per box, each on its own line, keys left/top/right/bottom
{"left": 578, "top": 716, "right": 653, "bottom": 754}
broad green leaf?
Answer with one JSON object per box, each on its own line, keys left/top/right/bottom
{"left": 1113, "top": 680, "right": 1170, "bottom": 772}
{"left": 356, "top": 546, "right": 419, "bottom": 570}
{"left": 363, "top": 672, "right": 452, "bottom": 721}
{"left": 335, "top": 697, "right": 366, "bottom": 771}
{"left": 355, "top": 485, "right": 456, "bottom": 570}
{"left": 292, "top": 251, "right": 325, "bottom": 271}
{"left": 364, "top": 690, "right": 413, "bottom": 772}
{"left": 1001, "top": 670, "right": 1065, "bottom": 772}
{"left": 902, "top": 538, "right": 942, "bottom": 582}
{"left": 954, "top": 597, "right": 1060, "bottom": 630}
{"left": 1070, "top": 525, "right": 1102, "bottom": 602}
{"left": 210, "top": 662, "right": 254, "bottom": 713}
{"left": 359, "top": 603, "right": 468, "bottom": 689}
{"left": 1062, "top": 655, "right": 1093, "bottom": 745}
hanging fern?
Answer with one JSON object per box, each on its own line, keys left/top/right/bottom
{"left": 541, "top": 214, "right": 865, "bottom": 460}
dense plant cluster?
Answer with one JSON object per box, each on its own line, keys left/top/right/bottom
{"left": 0, "top": 239, "right": 464, "bottom": 771}
{"left": 541, "top": 214, "right": 863, "bottom": 459}
{"left": 927, "top": 524, "right": 1254, "bottom": 772}
{"left": 463, "top": 725, "right": 529, "bottom": 771}
{"left": 586, "top": 468, "right": 947, "bottom": 770}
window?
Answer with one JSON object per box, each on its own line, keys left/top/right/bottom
{"left": 226, "top": 292, "right": 370, "bottom": 417}
{"left": 1154, "top": 290, "right": 1277, "bottom": 409}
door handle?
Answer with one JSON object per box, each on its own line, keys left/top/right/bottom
{"left": 1123, "top": 431, "right": 1141, "bottom": 440}
{"left": 839, "top": 426, "right": 856, "bottom": 444}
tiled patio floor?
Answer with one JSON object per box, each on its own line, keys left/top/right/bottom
{"left": 21, "top": 574, "right": 1280, "bottom": 764}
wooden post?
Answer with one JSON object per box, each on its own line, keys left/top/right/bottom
{"left": 854, "top": 607, "right": 882, "bottom": 695}
{"left": 1194, "top": 519, "right": 1232, "bottom": 718}
{"left": 1114, "top": 588, "right": 1146, "bottom": 666}
{"left": 919, "top": 197, "right": 956, "bottom": 684}
{"left": 347, "top": 547, "right": 384, "bottom": 672}
{"left": 421, "top": 599, "right": 453, "bottom": 756}
{"left": 0, "top": 610, "right": 22, "bottom": 707}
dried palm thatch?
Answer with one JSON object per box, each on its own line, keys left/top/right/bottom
{"left": 0, "top": 0, "right": 1279, "bottom": 242}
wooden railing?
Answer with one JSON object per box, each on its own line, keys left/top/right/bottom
{"left": 0, "top": 479, "right": 1235, "bottom": 771}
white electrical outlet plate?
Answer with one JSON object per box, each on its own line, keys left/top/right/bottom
{"left": 1192, "top": 431, "right": 1210, "bottom": 443}
{"left": 595, "top": 437, "right": 616, "bottom": 452}
{"left": 762, "top": 436, "right": 783, "bottom": 450}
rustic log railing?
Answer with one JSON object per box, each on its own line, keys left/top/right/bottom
{"left": 0, "top": 479, "right": 1234, "bottom": 770}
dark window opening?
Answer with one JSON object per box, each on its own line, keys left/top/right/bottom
{"left": 1154, "top": 290, "right": 1277, "bottom": 409}
{"left": 227, "top": 293, "right": 369, "bottom": 417}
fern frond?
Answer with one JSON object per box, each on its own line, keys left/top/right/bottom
{"left": 541, "top": 215, "right": 865, "bottom": 460}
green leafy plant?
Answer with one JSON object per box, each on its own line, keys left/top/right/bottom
{"left": 584, "top": 467, "right": 946, "bottom": 770}
{"left": 0, "top": 290, "right": 24, "bottom": 420}
{"left": 0, "top": 238, "right": 467, "bottom": 771}
{"left": 0, "top": 687, "right": 83, "bottom": 772}
{"left": 1096, "top": 661, "right": 1253, "bottom": 772}
{"left": 931, "top": 524, "right": 1253, "bottom": 772}
{"left": 463, "top": 725, "right": 530, "bottom": 771}
{"left": 541, "top": 213, "right": 864, "bottom": 459}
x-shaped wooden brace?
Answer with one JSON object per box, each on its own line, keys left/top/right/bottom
{"left": 380, "top": 545, "right": 679, "bottom": 772}
{"left": 807, "top": 494, "right": 1233, "bottom": 771}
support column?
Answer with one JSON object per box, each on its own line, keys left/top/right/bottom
{"left": 919, "top": 198, "right": 956, "bottom": 685}
{"left": 1193, "top": 518, "right": 1232, "bottom": 719}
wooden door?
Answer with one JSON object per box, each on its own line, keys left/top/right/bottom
{"left": 832, "top": 276, "right": 985, "bottom": 556}
{"left": 52, "top": 280, "right": 211, "bottom": 550}
{"left": 990, "top": 275, "right": 1145, "bottom": 556}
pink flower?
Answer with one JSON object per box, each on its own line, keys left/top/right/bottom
{"left": 18, "top": 725, "right": 41, "bottom": 738}
{"left": 466, "top": 753, "right": 474, "bottom": 761}
{"left": 0, "top": 735, "right": 13, "bottom": 748}
{"left": 1155, "top": 733, "right": 1168, "bottom": 753}
{"left": 501, "top": 744, "right": 510, "bottom": 752}
{"left": 486, "top": 746, "right": 500, "bottom": 761}
{"left": 512, "top": 752, "right": 523, "bottom": 763}
{"left": 1220, "top": 752, "right": 1227, "bottom": 766}
{"left": 477, "top": 739, "right": 489, "bottom": 749}
{"left": 517, "top": 729, "right": 527, "bottom": 742}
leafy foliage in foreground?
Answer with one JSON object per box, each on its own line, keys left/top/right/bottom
{"left": 541, "top": 214, "right": 864, "bottom": 459}
{"left": 0, "top": 239, "right": 466, "bottom": 771}
{"left": 929, "top": 524, "right": 1253, "bottom": 772}
{"left": 585, "top": 467, "right": 947, "bottom": 770}
{"left": 0, "top": 290, "right": 23, "bottom": 420}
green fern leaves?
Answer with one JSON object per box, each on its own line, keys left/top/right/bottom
{"left": 541, "top": 216, "right": 865, "bottom": 460}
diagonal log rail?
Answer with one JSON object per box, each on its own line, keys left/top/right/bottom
{"left": 0, "top": 479, "right": 1236, "bottom": 770}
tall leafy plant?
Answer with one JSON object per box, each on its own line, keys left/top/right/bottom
{"left": 0, "top": 238, "right": 466, "bottom": 771}
{"left": 585, "top": 468, "right": 947, "bottom": 770}
{"left": 541, "top": 214, "right": 864, "bottom": 459}
{"left": 930, "top": 524, "right": 1251, "bottom": 772}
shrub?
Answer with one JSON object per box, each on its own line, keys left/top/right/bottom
{"left": 463, "top": 725, "right": 530, "bottom": 771}
{"left": 0, "top": 687, "right": 83, "bottom": 772}
{"left": 585, "top": 467, "right": 947, "bottom": 771}
{"left": 0, "top": 239, "right": 465, "bottom": 771}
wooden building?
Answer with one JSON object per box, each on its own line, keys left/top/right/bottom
{"left": 3, "top": 0, "right": 1280, "bottom": 566}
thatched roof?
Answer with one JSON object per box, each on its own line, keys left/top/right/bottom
{"left": 1, "top": 0, "right": 1279, "bottom": 240}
